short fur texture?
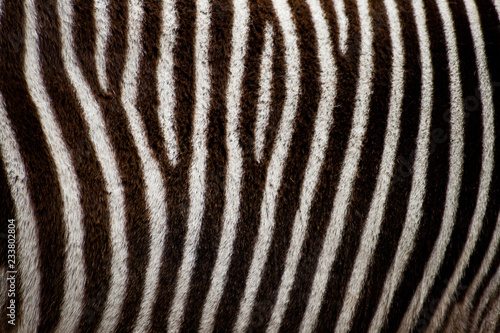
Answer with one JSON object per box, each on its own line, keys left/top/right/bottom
{"left": 0, "top": 0, "right": 499, "bottom": 332}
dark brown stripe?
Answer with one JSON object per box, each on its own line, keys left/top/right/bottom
{"left": 106, "top": 0, "right": 127, "bottom": 93}
{"left": 73, "top": 0, "right": 101, "bottom": 93}
{"left": 0, "top": 0, "right": 66, "bottom": 331}
{"left": 457, "top": 0, "right": 500, "bottom": 325}
{"left": 279, "top": 0, "right": 362, "bottom": 330}
{"left": 34, "top": 1, "right": 113, "bottom": 332}
{"left": 249, "top": 0, "right": 321, "bottom": 330}
{"left": 212, "top": 0, "right": 282, "bottom": 331}
{"left": 150, "top": 0, "right": 196, "bottom": 329}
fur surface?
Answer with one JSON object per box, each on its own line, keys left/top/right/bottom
{"left": 0, "top": 0, "right": 499, "bottom": 332}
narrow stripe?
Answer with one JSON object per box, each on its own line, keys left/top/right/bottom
{"left": 254, "top": 22, "right": 274, "bottom": 163}
{"left": 480, "top": 294, "right": 500, "bottom": 333}
{"left": 266, "top": 0, "right": 337, "bottom": 331}
{"left": 335, "top": 0, "right": 405, "bottom": 331}
{"left": 332, "top": 0, "right": 348, "bottom": 54}
{"left": 57, "top": 1, "right": 129, "bottom": 332}
{"left": 397, "top": 0, "right": 465, "bottom": 330}
{"left": 480, "top": 281, "right": 500, "bottom": 333}
{"left": 446, "top": 209, "right": 500, "bottom": 332}
{"left": 367, "top": 0, "right": 442, "bottom": 331}
{"left": 0, "top": 92, "right": 41, "bottom": 332}
{"left": 166, "top": 0, "right": 211, "bottom": 331}
{"left": 25, "top": 1, "right": 85, "bottom": 332}
{"left": 300, "top": 0, "right": 374, "bottom": 330}
{"left": 426, "top": 0, "right": 495, "bottom": 329}
{"left": 119, "top": 1, "right": 169, "bottom": 332}
{"left": 495, "top": 0, "right": 500, "bottom": 20}
{"left": 94, "top": 0, "right": 110, "bottom": 92}
{"left": 198, "top": 0, "right": 249, "bottom": 331}
{"left": 157, "top": 0, "right": 179, "bottom": 166}
{"left": 471, "top": 261, "right": 500, "bottom": 333}
{"left": 233, "top": 0, "right": 301, "bottom": 331}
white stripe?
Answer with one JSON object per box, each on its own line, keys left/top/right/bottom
{"left": 266, "top": 0, "right": 337, "bottom": 331}
{"left": 94, "top": 0, "right": 110, "bottom": 92}
{"left": 0, "top": 93, "right": 41, "bottom": 332}
{"left": 158, "top": 0, "right": 179, "bottom": 166}
{"left": 57, "top": 1, "right": 129, "bottom": 332}
{"left": 471, "top": 261, "right": 500, "bottom": 333}
{"left": 446, "top": 210, "right": 500, "bottom": 333}
{"left": 426, "top": 0, "right": 495, "bottom": 329}
{"left": 233, "top": 0, "right": 301, "bottom": 330}
{"left": 25, "top": 1, "right": 85, "bottom": 332}
{"left": 120, "top": 1, "right": 169, "bottom": 332}
{"left": 478, "top": 281, "right": 500, "bottom": 333}
{"left": 480, "top": 295, "right": 500, "bottom": 333}
{"left": 397, "top": 0, "right": 466, "bottom": 330}
{"left": 333, "top": 0, "right": 349, "bottom": 54}
{"left": 198, "top": 0, "right": 249, "bottom": 331}
{"left": 166, "top": 0, "right": 211, "bottom": 331}
{"left": 494, "top": 0, "right": 500, "bottom": 20}
{"left": 367, "top": 0, "right": 440, "bottom": 330}
{"left": 335, "top": 0, "right": 404, "bottom": 330}
{"left": 300, "top": 0, "right": 373, "bottom": 330}
{"left": 254, "top": 22, "right": 274, "bottom": 163}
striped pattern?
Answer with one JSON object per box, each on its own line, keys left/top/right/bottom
{"left": 0, "top": 0, "right": 499, "bottom": 332}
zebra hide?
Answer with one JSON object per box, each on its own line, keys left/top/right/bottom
{"left": 0, "top": 0, "right": 499, "bottom": 332}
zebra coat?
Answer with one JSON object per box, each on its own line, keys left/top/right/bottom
{"left": 0, "top": 0, "right": 499, "bottom": 331}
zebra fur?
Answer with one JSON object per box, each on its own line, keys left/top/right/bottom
{"left": 0, "top": 0, "right": 499, "bottom": 332}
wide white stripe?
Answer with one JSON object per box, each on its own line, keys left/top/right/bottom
{"left": 166, "top": 0, "right": 211, "bottom": 331}
{"left": 300, "top": 0, "right": 373, "bottom": 331}
{"left": 233, "top": 0, "right": 301, "bottom": 331}
{"left": 335, "top": 0, "right": 404, "bottom": 331}
{"left": 426, "top": 0, "right": 495, "bottom": 330}
{"left": 254, "top": 22, "right": 274, "bottom": 163}
{"left": 0, "top": 93, "right": 42, "bottom": 332}
{"left": 119, "top": 1, "right": 169, "bottom": 332}
{"left": 94, "top": 0, "right": 110, "bottom": 92}
{"left": 265, "top": 0, "right": 337, "bottom": 332}
{"left": 333, "top": 0, "right": 349, "bottom": 54}
{"left": 397, "top": 0, "right": 466, "bottom": 330}
{"left": 471, "top": 261, "right": 500, "bottom": 333}
{"left": 445, "top": 210, "right": 500, "bottom": 333}
{"left": 198, "top": 0, "right": 249, "bottom": 332}
{"left": 25, "top": 1, "right": 85, "bottom": 332}
{"left": 158, "top": 0, "right": 179, "bottom": 166}
{"left": 57, "top": 1, "right": 129, "bottom": 332}
{"left": 495, "top": 0, "right": 500, "bottom": 20}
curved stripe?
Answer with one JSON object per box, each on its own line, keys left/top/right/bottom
{"left": 471, "top": 261, "right": 500, "bottom": 333}
{"left": 254, "top": 22, "right": 274, "bottom": 163}
{"left": 166, "top": 0, "right": 211, "bottom": 331}
{"left": 367, "top": 1, "right": 441, "bottom": 331}
{"left": 157, "top": 0, "right": 179, "bottom": 166}
{"left": 25, "top": 1, "right": 85, "bottom": 331}
{"left": 495, "top": 0, "right": 500, "bottom": 20}
{"left": 0, "top": 93, "right": 42, "bottom": 332}
{"left": 478, "top": 283, "right": 500, "bottom": 333}
{"left": 333, "top": 0, "right": 349, "bottom": 54}
{"left": 265, "top": 0, "right": 337, "bottom": 331}
{"left": 198, "top": 0, "right": 249, "bottom": 331}
{"left": 397, "top": 0, "right": 465, "bottom": 330}
{"left": 233, "top": 0, "right": 301, "bottom": 331}
{"left": 426, "top": 0, "right": 495, "bottom": 330}
{"left": 119, "top": 1, "right": 169, "bottom": 332}
{"left": 335, "top": 0, "right": 405, "bottom": 330}
{"left": 446, "top": 209, "right": 500, "bottom": 332}
{"left": 300, "top": 0, "right": 374, "bottom": 330}
{"left": 56, "top": 1, "right": 129, "bottom": 332}
{"left": 94, "top": 0, "right": 110, "bottom": 92}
